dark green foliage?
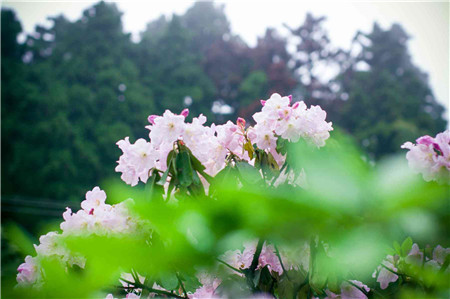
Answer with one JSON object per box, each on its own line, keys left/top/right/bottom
{"left": 333, "top": 23, "right": 447, "bottom": 158}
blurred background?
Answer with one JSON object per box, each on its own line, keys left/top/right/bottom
{"left": 1, "top": 0, "right": 448, "bottom": 279}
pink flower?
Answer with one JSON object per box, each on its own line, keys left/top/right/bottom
{"left": 402, "top": 130, "right": 450, "bottom": 183}
{"left": 149, "top": 110, "right": 186, "bottom": 145}
{"left": 222, "top": 241, "right": 284, "bottom": 276}
{"left": 431, "top": 245, "right": 450, "bottom": 266}
{"left": 34, "top": 231, "right": 66, "bottom": 257}
{"left": 237, "top": 117, "right": 246, "bottom": 129}
{"left": 252, "top": 124, "right": 277, "bottom": 150}
{"left": 372, "top": 255, "right": 398, "bottom": 290}
{"left": 401, "top": 142, "right": 436, "bottom": 181}
{"left": 17, "top": 256, "right": 40, "bottom": 285}
{"left": 262, "top": 93, "right": 291, "bottom": 118}
{"left": 340, "top": 280, "right": 369, "bottom": 299}
{"left": 416, "top": 135, "right": 435, "bottom": 147}
{"left": 181, "top": 108, "right": 190, "bottom": 118}
{"left": 148, "top": 115, "right": 159, "bottom": 125}
{"left": 81, "top": 186, "right": 107, "bottom": 213}
{"left": 115, "top": 138, "right": 156, "bottom": 186}
{"left": 189, "top": 285, "right": 220, "bottom": 299}
{"left": 274, "top": 117, "right": 302, "bottom": 142}
{"left": 405, "top": 243, "right": 424, "bottom": 266}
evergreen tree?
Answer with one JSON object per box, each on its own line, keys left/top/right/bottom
{"left": 138, "top": 14, "right": 216, "bottom": 120}
{"left": 285, "top": 13, "right": 338, "bottom": 104}
{"left": 2, "top": 2, "right": 156, "bottom": 204}
{"left": 334, "top": 23, "right": 447, "bottom": 158}
{"left": 239, "top": 28, "right": 297, "bottom": 120}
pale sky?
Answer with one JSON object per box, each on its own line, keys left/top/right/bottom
{"left": 3, "top": 0, "right": 449, "bottom": 114}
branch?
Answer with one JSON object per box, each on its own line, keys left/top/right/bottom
{"left": 250, "top": 239, "right": 265, "bottom": 274}
{"left": 119, "top": 278, "right": 184, "bottom": 298}
{"left": 245, "top": 239, "right": 265, "bottom": 291}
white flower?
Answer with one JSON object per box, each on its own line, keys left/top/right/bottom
{"left": 149, "top": 110, "right": 186, "bottom": 145}
{"left": 16, "top": 256, "right": 40, "bottom": 286}
{"left": 81, "top": 186, "right": 107, "bottom": 213}
{"left": 402, "top": 130, "right": 450, "bottom": 183}
{"left": 115, "top": 138, "right": 156, "bottom": 186}
{"left": 252, "top": 124, "right": 277, "bottom": 150}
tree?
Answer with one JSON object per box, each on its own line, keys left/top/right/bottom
{"left": 138, "top": 15, "right": 216, "bottom": 120}
{"left": 285, "top": 13, "right": 339, "bottom": 104}
{"left": 239, "top": 28, "right": 297, "bottom": 120}
{"left": 1, "top": 2, "right": 157, "bottom": 205}
{"left": 334, "top": 23, "right": 447, "bottom": 158}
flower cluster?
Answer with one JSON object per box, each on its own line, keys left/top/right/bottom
{"left": 373, "top": 243, "right": 449, "bottom": 290}
{"left": 116, "top": 110, "right": 246, "bottom": 186}
{"left": 222, "top": 240, "right": 285, "bottom": 276}
{"left": 115, "top": 93, "right": 333, "bottom": 187}
{"left": 401, "top": 130, "right": 450, "bottom": 183}
{"left": 17, "top": 93, "right": 335, "bottom": 296}
{"left": 16, "top": 187, "right": 137, "bottom": 287}
{"left": 249, "top": 93, "right": 333, "bottom": 150}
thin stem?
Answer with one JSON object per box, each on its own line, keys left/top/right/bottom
{"left": 380, "top": 263, "right": 401, "bottom": 276}
{"left": 274, "top": 245, "right": 290, "bottom": 281}
{"left": 250, "top": 239, "right": 265, "bottom": 273}
{"left": 176, "top": 273, "right": 188, "bottom": 299}
{"left": 216, "top": 258, "right": 244, "bottom": 274}
{"left": 246, "top": 239, "right": 265, "bottom": 291}
{"left": 118, "top": 283, "right": 184, "bottom": 298}
{"left": 346, "top": 280, "right": 369, "bottom": 296}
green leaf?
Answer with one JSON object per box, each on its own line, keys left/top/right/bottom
{"left": 181, "top": 274, "right": 201, "bottom": 293}
{"left": 186, "top": 147, "right": 206, "bottom": 172}
{"left": 166, "top": 178, "right": 176, "bottom": 201}
{"left": 244, "top": 140, "right": 254, "bottom": 160}
{"left": 257, "top": 266, "right": 274, "bottom": 293}
{"left": 267, "top": 151, "right": 280, "bottom": 171}
{"left": 159, "top": 272, "right": 179, "bottom": 290}
{"left": 236, "top": 161, "right": 262, "bottom": 185}
{"left": 276, "top": 137, "right": 288, "bottom": 155}
{"left": 401, "top": 237, "right": 413, "bottom": 257}
{"left": 310, "top": 243, "right": 330, "bottom": 293}
{"left": 327, "top": 272, "right": 340, "bottom": 293}
{"left": 393, "top": 241, "right": 401, "bottom": 256}
{"left": 166, "top": 150, "right": 175, "bottom": 167}
{"left": 145, "top": 170, "right": 164, "bottom": 201}
{"left": 176, "top": 150, "right": 193, "bottom": 187}
{"left": 191, "top": 168, "right": 201, "bottom": 186}
{"left": 277, "top": 275, "right": 295, "bottom": 299}
{"left": 158, "top": 166, "right": 171, "bottom": 185}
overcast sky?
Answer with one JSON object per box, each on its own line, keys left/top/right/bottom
{"left": 3, "top": 1, "right": 449, "bottom": 113}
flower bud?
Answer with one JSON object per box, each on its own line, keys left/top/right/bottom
{"left": 237, "top": 117, "right": 246, "bottom": 129}
{"left": 147, "top": 115, "right": 158, "bottom": 125}
{"left": 180, "top": 108, "right": 189, "bottom": 118}
{"left": 416, "top": 135, "right": 434, "bottom": 146}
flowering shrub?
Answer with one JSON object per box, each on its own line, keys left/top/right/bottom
{"left": 10, "top": 94, "right": 449, "bottom": 299}
{"left": 401, "top": 131, "right": 450, "bottom": 183}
